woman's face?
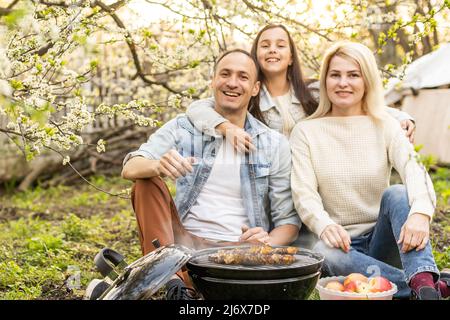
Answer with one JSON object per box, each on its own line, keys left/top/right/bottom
{"left": 256, "top": 27, "right": 293, "bottom": 78}
{"left": 326, "top": 55, "right": 365, "bottom": 116}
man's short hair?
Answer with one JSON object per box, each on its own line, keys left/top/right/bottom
{"left": 213, "top": 49, "right": 260, "bottom": 76}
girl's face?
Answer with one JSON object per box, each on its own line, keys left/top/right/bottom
{"left": 326, "top": 55, "right": 365, "bottom": 116}
{"left": 256, "top": 27, "right": 293, "bottom": 78}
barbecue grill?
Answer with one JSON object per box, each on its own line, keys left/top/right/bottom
{"left": 90, "top": 244, "right": 324, "bottom": 300}
{"left": 186, "top": 245, "right": 324, "bottom": 300}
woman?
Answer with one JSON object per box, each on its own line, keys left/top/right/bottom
{"left": 186, "top": 24, "right": 415, "bottom": 152}
{"left": 290, "top": 41, "right": 448, "bottom": 300}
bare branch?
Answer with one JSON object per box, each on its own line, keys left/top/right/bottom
{"left": 0, "top": 128, "right": 22, "bottom": 136}
{"left": 45, "top": 144, "right": 130, "bottom": 198}
{"left": 145, "top": 0, "right": 204, "bottom": 20}
{"left": 0, "top": 0, "right": 19, "bottom": 16}
{"left": 241, "top": 0, "right": 333, "bottom": 42}
{"left": 93, "top": 0, "right": 198, "bottom": 97}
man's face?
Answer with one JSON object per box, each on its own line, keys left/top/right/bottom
{"left": 211, "top": 52, "right": 260, "bottom": 114}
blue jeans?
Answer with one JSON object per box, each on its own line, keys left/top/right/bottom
{"left": 312, "top": 185, "right": 439, "bottom": 299}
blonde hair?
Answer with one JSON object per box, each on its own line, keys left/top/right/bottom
{"left": 309, "top": 41, "right": 386, "bottom": 122}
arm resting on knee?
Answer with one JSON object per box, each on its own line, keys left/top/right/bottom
{"left": 121, "top": 156, "right": 160, "bottom": 181}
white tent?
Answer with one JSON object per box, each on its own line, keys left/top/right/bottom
{"left": 385, "top": 43, "right": 450, "bottom": 105}
{"left": 384, "top": 43, "right": 450, "bottom": 163}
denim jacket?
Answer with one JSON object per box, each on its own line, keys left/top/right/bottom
{"left": 123, "top": 113, "right": 301, "bottom": 231}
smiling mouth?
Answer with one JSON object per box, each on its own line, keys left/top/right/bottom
{"left": 223, "top": 91, "right": 241, "bottom": 97}
{"left": 336, "top": 91, "right": 352, "bottom": 95}
{"left": 266, "top": 58, "right": 280, "bottom": 62}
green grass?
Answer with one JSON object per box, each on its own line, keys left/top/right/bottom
{"left": 0, "top": 169, "right": 449, "bottom": 300}
{"left": 0, "top": 175, "right": 141, "bottom": 299}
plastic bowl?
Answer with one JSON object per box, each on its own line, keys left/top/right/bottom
{"left": 316, "top": 276, "right": 398, "bottom": 300}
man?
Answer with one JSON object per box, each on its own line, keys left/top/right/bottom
{"left": 121, "top": 49, "right": 300, "bottom": 300}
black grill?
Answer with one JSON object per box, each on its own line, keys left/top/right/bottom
{"left": 185, "top": 245, "right": 324, "bottom": 300}
{"left": 186, "top": 246, "right": 324, "bottom": 280}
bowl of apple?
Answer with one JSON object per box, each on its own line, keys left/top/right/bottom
{"left": 316, "top": 273, "right": 397, "bottom": 300}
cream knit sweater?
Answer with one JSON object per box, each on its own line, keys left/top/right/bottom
{"left": 290, "top": 115, "right": 436, "bottom": 238}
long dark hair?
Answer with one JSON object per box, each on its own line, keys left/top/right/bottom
{"left": 250, "top": 24, "right": 318, "bottom": 118}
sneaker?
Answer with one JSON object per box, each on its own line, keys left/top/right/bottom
{"left": 438, "top": 270, "right": 450, "bottom": 298}
{"left": 84, "top": 279, "right": 110, "bottom": 300}
{"left": 165, "top": 278, "right": 199, "bottom": 300}
{"left": 410, "top": 286, "right": 441, "bottom": 300}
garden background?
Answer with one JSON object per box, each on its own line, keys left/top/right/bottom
{"left": 0, "top": 0, "right": 449, "bottom": 299}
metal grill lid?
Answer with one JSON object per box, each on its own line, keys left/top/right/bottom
{"left": 102, "top": 244, "right": 192, "bottom": 300}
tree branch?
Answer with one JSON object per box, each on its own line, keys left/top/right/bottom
{"left": 93, "top": 0, "right": 198, "bottom": 98}
{"left": 0, "top": 0, "right": 19, "bottom": 16}
{"left": 45, "top": 144, "right": 130, "bottom": 198}
{"left": 241, "top": 0, "right": 332, "bottom": 42}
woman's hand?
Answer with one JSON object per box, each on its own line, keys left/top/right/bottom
{"left": 398, "top": 213, "right": 430, "bottom": 253}
{"left": 217, "top": 122, "right": 255, "bottom": 153}
{"left": 320, "top": 224, "right": 351, "bottom": 253}
{"left": 400, "top": 119, "right": 415, "bottom": 143}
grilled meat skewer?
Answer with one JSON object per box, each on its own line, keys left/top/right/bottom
{"left": 247, "top": 245, "right": 299, "bottom": 255}
{"left": 209, "top": 252, "right": 296, "bottom": 265}
{"left": 214, "top": 245, "right": 298, "bottom": 257}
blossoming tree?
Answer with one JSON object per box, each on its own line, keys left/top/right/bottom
{"left": 0, "top": 0, "right": 448, "bottom": 190}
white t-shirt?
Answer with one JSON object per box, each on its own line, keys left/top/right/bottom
{"left": 182, "top": 139, "right": 249, "bottom": 242}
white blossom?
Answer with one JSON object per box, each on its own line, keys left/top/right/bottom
{"left": 6, "top": 122, "right": 18, "bottom": 130}
{"left": 0, "top": 79, "right": 12, "bottom": 97}
{"left": 96, "top": 139, "right": 106, "bottom": 153}
{"left": 63, "top": 155, "right": 71, "bottom": 165}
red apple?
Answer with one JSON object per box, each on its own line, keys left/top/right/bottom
{"left": 343, "top": 273, "right": 368, "bottom": 287}
{"left": 325, "top": 280, "right": 345, "bottom": 292}
{"left": 343, "top": 280, "right": 358, "bottom": 292}
{"left": 369, "top": 276, "right": 392, "bottom": 292}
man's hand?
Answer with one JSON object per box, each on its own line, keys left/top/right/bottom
{"left": 239, "top": 225, "right": 270, "bottom": 245}
{"left": 218, "top": 122, "right": 255, "bottom": 153}
{"left": 320, "top": 224, "right": 351, "bottom": 253}
{"left": 158, "top": 149, "right": 195, "bottom": 181}
{"left": 398, "top": 213, "right": 430, "bottom": 253}
{"left": 401, "top": 119, "right": 415, "bottom": 143}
